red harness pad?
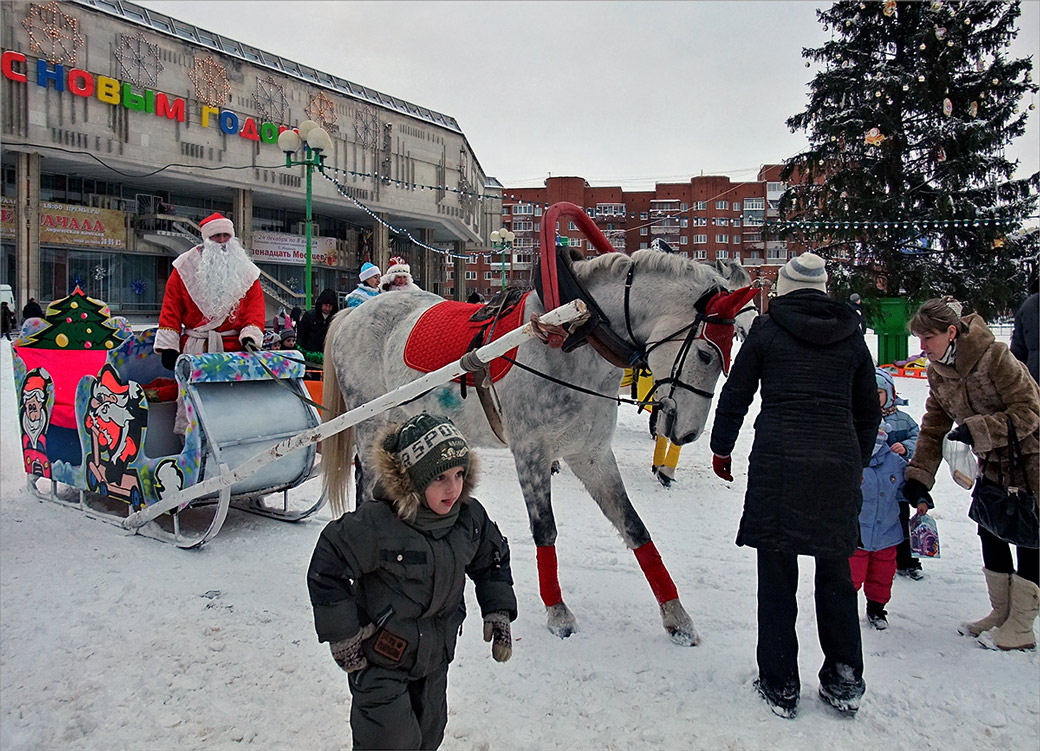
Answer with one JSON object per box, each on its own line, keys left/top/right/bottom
{"left": 403, "top": 295, "right": 529, "bottom": 386}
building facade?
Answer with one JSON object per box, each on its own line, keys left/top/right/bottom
{"left": 451, "top": 168, "right": 803, "bottom": 305}
{"left": 2, "top": 0, "right": 498, "bottom": 316}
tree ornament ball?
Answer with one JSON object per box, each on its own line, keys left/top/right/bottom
{"left": 105, "top": 341, "right": 114, "bottom": 350}
{"left": 56, "top": 333, "right": 68, "bottom": 348}
{"left": 920, "top": 43, "right": 927, "bottom": 51}
{"left": 71, "top": 302, "right": 78, "bottom": 309}
{"left": 65, "top": 317, "right": 72, "bottom": 323}
{"left": 903, "top": 84, "right": 909, "bottom": 91}
{"left": 918, "top": 74, "right": 926, "bottom": 82}
{"left": 84, "top": 341, "right": 92, "bottom": 349}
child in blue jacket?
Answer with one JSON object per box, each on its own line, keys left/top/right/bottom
{"left": 875, "top": 368, "right": 925, "bottom": 579}
{"left": 850, "top": 420, "right": 918, "bottom": 630}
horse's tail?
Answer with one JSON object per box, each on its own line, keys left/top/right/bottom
{"left": 322, "top": 311, "right": 352, "bottom": 518}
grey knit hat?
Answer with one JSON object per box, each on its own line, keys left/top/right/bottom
{"left": 776, "top": 252, "right": 828, "bottom": 296}
{"left": 381, "top": 412, "right": 470, "bottom": 494}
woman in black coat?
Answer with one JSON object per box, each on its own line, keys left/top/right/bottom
{"left": 296, "top": 288, "right": 339, "bottom": 354}
{"left": 709, "top": 253, "right": 882, "bottom": 719}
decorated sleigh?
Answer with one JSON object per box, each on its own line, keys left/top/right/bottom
{"left": 11, "top": 287, "right": 324, "bottom": 548}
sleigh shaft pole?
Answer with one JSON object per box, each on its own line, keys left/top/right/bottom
{"left": 122, "top": 300, "right": 588, "bottom": 529}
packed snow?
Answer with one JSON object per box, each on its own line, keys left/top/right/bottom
{"left": 1, "top": 332, "right": 1037, "bottom": 750}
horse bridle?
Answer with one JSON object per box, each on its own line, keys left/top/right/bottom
{"left": 623, "top": 266, "right": 739, "bottom": 408}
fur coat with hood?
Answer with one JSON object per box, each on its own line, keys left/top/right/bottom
{"left": 906, "top": 313, "right": 1039, "bottom": 502}
{"left": 306, "top": 433, "right": 516, "bottom": 679}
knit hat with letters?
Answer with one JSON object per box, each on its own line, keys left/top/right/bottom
{"left": 382, "top": 412, "right": 470, "bottom": 494}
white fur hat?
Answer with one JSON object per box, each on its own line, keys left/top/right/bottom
{"left": 776, "top": 252, "right": 828, "bottom": 296}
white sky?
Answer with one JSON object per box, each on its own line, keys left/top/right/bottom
{"left": 135, "top": 0, "right": 1040, "bottom": 191}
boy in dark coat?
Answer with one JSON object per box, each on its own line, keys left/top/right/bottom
{"left": 307, "top": 413, "right": 516, "bottom": 750}
{"left": 710, "top": 252, "right": 881, "bottom": 719}
{"left": 296, "top": 288, "right": 339, "bottom": 354}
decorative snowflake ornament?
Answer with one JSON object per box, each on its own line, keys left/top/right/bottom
{"left": 189, "top": 56, "right": 231, "bottom": 109}
{"left": 305, "top": 91, "right": 337, "bottom": 130}
{"left": 114, "top": 31, "right": 164, "bottom": 87}
{"left": 22, "top": 1, "right": 83, "bottom": 66}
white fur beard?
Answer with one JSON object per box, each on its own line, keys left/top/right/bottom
{"left": 193, "top": 238, "right": 252, "bottom": 321}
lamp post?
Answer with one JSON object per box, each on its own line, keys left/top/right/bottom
{"left": 490, "top": 229, "right": 515, "bottom": 292}
{"left": 277, "top": 119, "right": 333, "bottom": 310}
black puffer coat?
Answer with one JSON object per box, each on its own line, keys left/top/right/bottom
{"left": 710, "top": 289, "right": 881, "bottom": 558}
{"left": 296, "top": 288, "right": 338, "bottom": 353}
{"left": 307, "top": 454, "right": 516, "bottom": 679}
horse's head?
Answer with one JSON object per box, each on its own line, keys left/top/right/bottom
{"left": 581, "top": 252, "right": 754, "bottom": 446}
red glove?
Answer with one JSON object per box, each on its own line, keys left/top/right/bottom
{"left": 712, "top": 454, "right": 733, "bottom": 482}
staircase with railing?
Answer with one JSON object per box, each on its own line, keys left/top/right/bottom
{"left": 132, "top": 214, "right": 303, "bottom": 313}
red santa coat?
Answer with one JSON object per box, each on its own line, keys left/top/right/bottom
{"left": 155, "top": 245, "right": 265, "bottom": 354}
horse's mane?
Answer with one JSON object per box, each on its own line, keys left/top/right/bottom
{"left": 572, "top": 249, "right": 724, "bottom": 291}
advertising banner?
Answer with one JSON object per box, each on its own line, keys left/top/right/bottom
{"left": 1, "top": 197, "right": 127, "bottom": 248}
{"left": 250, "top": 231, "right": 340, "bottom": 266}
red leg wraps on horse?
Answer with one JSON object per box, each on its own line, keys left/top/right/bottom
{"left": 536, "top": 545, "right": 563, "bottom": 607}
{"left": 634, "top": 541, "right": 679, "bottom": 604}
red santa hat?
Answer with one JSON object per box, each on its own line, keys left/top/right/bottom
{"left": 200, "top": 212, "right": 235, "bottom": 240}
{"left": 22, "top": 372, "right": 50, "bottom": 399}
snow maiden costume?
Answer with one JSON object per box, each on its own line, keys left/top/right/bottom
{"left": 379, "top": 256, "right": 419, "bottom": 292}
{"left": 307, "top": 413, "right": 516, "bottom": 749}
{"left": 345, "top": 262, "right": 382, "bottom": 308}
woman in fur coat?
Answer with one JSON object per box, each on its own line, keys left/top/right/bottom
{"left": 904, "top": 297, "right": 1039, "bottom": 651}
{"left": 307, "top": 413, "right": 516, "bottom": 750}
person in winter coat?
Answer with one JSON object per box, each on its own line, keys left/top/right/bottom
{"left": 852, "top": 418, "right": 925, "bottom": 631}
{"left": 379, "top": 256, "right": 421, "bottom": 293}
{"left": 307, "top": 412, "right": 516, "bottom": 750}
{"left": 876, "top": 368, "right": 925, "bottom": 579}
{"left": 0, "top": 301, "right": 15, "bottom": 340}
{"left": 904, "top": 297, "right": 1040, "bottom": 651}
{"left": 21, "top": 297, "right": 43, "bottom": 321}
{"left": 345, "top": 262, "right": 382, "bottom": 308}
{"left": 849, "top": 293, "right": 868, "bottom": 335}
{"left": 709, "top": 252, "right": 881, "bottom": 719}
{"left": 1009, "top": 276, "right": 1038, "bottom": 383}
{"left": 296, "top": 288, "right": 338, "bottom": 354}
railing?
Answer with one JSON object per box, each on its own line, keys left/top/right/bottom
{"left": 258, "top": 273, "right": 306, "bottom": 310}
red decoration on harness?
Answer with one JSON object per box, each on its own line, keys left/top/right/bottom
{"left": 699, "top": 285, "right": 758, "bottom": 376}
{"left": 402, "top": 295, "right": 530, "bottom": 386}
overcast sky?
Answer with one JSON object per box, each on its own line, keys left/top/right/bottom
{"left": 136, "top": 1, "right": 1040, "bottom": 191}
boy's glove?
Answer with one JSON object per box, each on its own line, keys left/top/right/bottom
{"left": 712, "top": 454, "right": 733, "bottom": 482}
{"left": 159, "top": 349, "right": 178, "bottom": 371}
{"left": 483, "top": 611, "right": 512, "bottom": 663}
{"left": 329, "top": 623, "right": 376, "bottom": 673}
{"left": 946, "top": 424, "right": 973, "bottom": 446}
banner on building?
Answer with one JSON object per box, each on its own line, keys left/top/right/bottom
{"left": 250, "top": 231, "right": 340, "bottom": 266}
{"left": 1, "top": 197, "right": 127, "bottom": 248}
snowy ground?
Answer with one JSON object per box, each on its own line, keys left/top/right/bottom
{"left": 1, "top": 333, "right": 1037, "bottom": 751}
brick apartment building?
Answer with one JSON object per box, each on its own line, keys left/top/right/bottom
{"left": 446, "top": 165, "right": 805, "bottom": 307}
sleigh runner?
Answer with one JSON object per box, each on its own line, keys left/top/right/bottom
{"left": 12, "top": 287, "right": 324, "bottom": 548}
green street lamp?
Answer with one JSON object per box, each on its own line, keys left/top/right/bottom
{"left": 490, "top": 229, "right": 515, "bottom": 292}
{"left": 277, "top": 119, "right": 333, "bottom": 309}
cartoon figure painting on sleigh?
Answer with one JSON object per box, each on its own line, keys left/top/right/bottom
{"left": 11, "top": 287, "right": 325, "bottom": 547}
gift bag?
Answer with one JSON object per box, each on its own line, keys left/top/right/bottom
{"left": 942, "top": 433, "right": 978, "bottom": 490}
{"left": 909, "top": 513, "right": 940, "bottom": 558}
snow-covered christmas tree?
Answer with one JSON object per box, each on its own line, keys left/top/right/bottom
{"left": 780, "top": 0, "right": 1038, "bottom": 317}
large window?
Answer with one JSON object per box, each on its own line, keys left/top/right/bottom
{"left": 744, "top": 198, "right": 765, "bottom": 210}
{"left": 693, "top": 234, "right": 707, "bottom": 244}
{"left": 716, "top": 234, "right": 729, "bottom": 243}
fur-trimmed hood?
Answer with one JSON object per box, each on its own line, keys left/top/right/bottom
{"left": 372, "top": 423, "right": 480, "bottom": 521}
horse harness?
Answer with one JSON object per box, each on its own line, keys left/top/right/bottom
{"left": 532, "top": 247, "right": 750, "bottom": 413}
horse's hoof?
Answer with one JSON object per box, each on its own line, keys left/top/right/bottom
{"left": 661, "top": 598, "right": 700, "bottom": 646}
{"left": 546, "top": 602, "right": 578, "bottom": 638}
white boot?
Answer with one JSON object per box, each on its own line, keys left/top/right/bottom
{"left": 978, "top": 575, "right": 1038, "bottom": 651}
{"left": 958, "top": 568, "right": 1012, "bottom": 637}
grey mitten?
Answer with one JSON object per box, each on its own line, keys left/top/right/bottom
{"left": 330, "top": 629, "right": 368, "bottom": 673}
{"left": 483, "top": 611, "right": 512, "bottom": 663}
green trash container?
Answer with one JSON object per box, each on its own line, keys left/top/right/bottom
{"left": 872, "top": 297, "right": 910, "bottom": 365}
